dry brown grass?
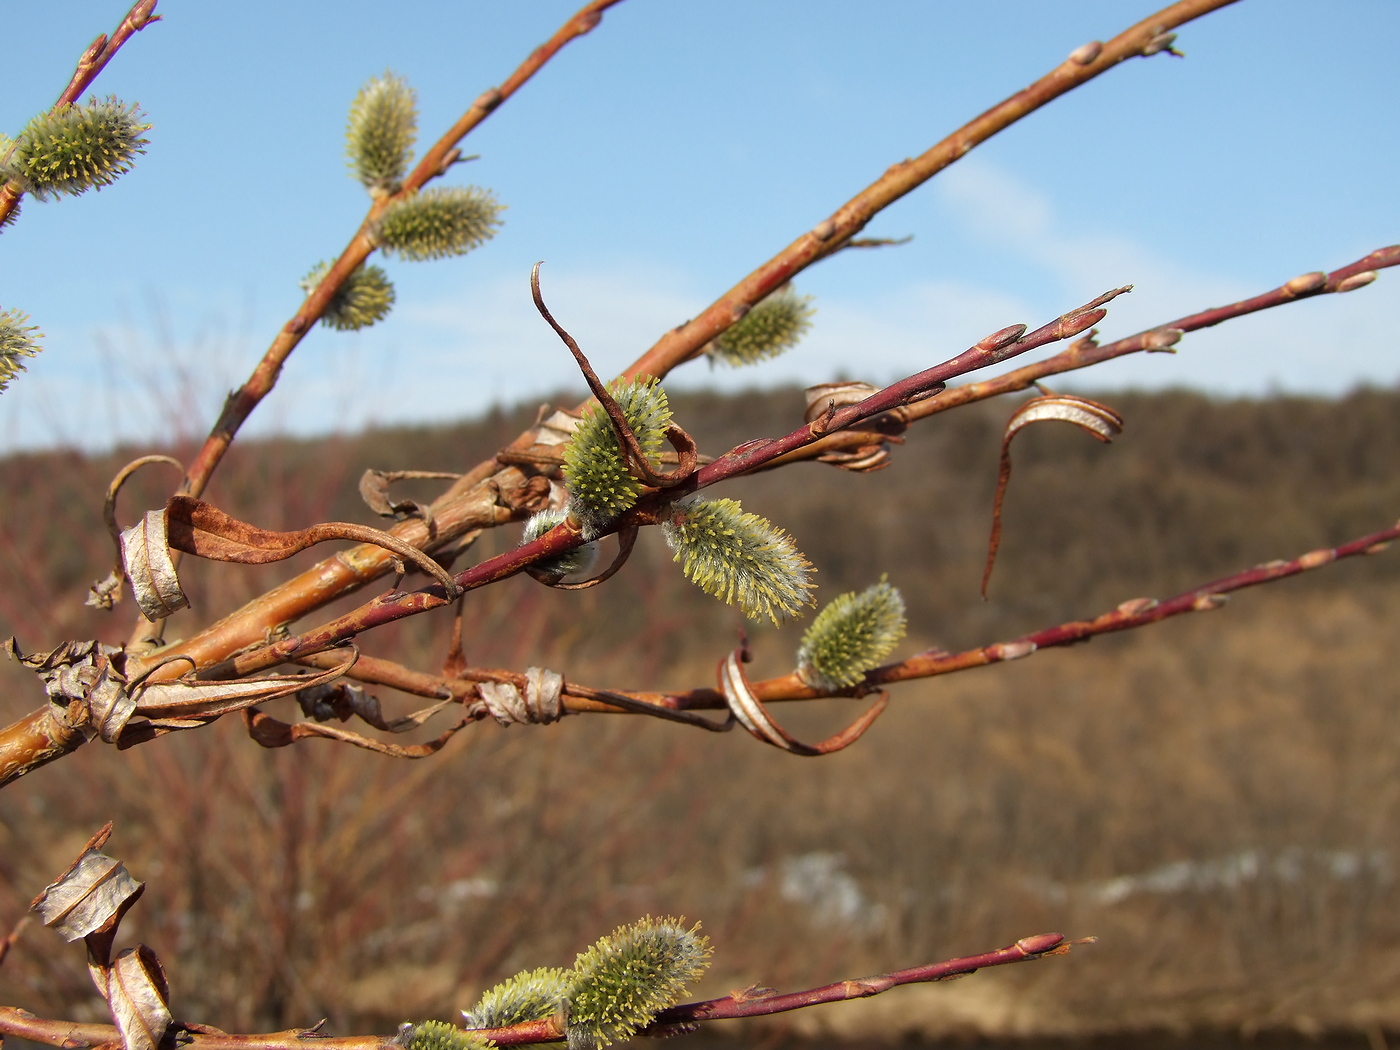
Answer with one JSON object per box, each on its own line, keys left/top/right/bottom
{"left": 2, "top": 387, "right": 1399, "bottom": 1041}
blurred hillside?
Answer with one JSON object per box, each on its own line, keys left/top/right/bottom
{"left": 1, "top": 386, "right": 1399, "bottom": 1043}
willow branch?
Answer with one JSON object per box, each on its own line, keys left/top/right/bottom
{"left": 656, "top": 519, "right": 1400, "bottom": 710}
{"left": 214, "top": 291, "right": 1125, "bottom": 677}
{"left": 0, "top": 0, "right": 161, "bottom": 228}
{"left": 0, "top": 933, "right": 1072, "bottom": 1050}
{"left": 117, "top": 0, "right": 1239, "bottom": 688}
{"left": 177, "top": 0, "right": 623, "bottom": 501}
{"left": 903, "top": 245, "right": 1400, "bottom": 425}
{"left": 619, "top": 0, "right": 1238, "bottom": 383}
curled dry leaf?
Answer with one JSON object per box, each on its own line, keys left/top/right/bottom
{"left": 296, "top": 679, "right": 454, "bottom": 733}
{"left": 5, "top": 639, "right": 134, "bottom": 744}
{"left": 89, "top": 455, "right": 185, "bottom": 611}
{"left": 103, "top": 945, "right": 172, "bottom": 1050}
{"left": 981, "top": 393, "right": 1124, "bottom": 597}
{"left": 358, "top": 468, "right": 460, "bottom": 532}
{"left": 242, "top": 707, "right": 467, "bottom": 758}
{"left": 30, "top": 830, "right": 143, "bottom": 943}
{"left": 717, "top": 650, "right": 888, "bottom": 756}
{"left": 120, "top": 510, "right": 190, "bottom": 622}
{"left": 164, "top": 495, "right": 460, "bottom": 597}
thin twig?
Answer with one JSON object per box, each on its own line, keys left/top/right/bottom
{"left": 0, "top": 0, "right": 161, "bottom": 228}
{"left": 0, "top": 933, "right": 1072, "bottom": 1049}
{"left": 618, "top": 0, "right": 1239, "bottom": 384}
{"left": 176, "top": 0, "right": 623, "bottom": 502}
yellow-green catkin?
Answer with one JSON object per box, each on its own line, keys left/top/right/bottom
{"left": 11, "top": 97, "right": 149, "bottom": 200}
{"left": 0, "top": 308, "right": 42, "bottom": 393}
{"left": 662, "top": 498, "right": 814, "bottom": 624}
{"left": 797, "top": 577, "right": 907, "bottom": 690}
{"left": 708, "top": 286, "right": 814, "bottom": 367}
{"left": 299, "top": 261, "right": 396, "bottom": 330}
{"left": 376, "top": 186, "right": 503, "bottom": 261}
{"left": 345, "top": 72, "right": 417, "bottom": 192}
{"left": 403, "top": 1020, "right": 495, "bottom": 1050}
{"left": 563, "top": 378, "right": 671, "bottom": 537}
{"left": 462, "top": 966, "right": 571, "bottom": 1029}
{"left": 566, "top": 917, "right": 710, "bottom": 1050}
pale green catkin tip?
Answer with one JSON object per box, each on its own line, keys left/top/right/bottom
{"left": 566, "top": 917, "right": 711, "bottom": 1050}
{"left": 797, "top": 576, "right": 907, "bottom": 690}
{"left": 708, "top": 286, "right": 814, "bottom": 367}
{"left": 376, "top": 186, "right": 504, "bottom": 262}
{"left": 661, "top": 498, "right": 815, "bottom": 625}
{"left": 346, "top": 71, "right": 418, "bottom": 191}
{"left": 300, "top": 261, "right": 396, "bottom": 331}
{"left": 0, "top": 308, "right": 43, "bottom": 394}
{"left": 12, "top": 97, "right": 149, "bottom": 200}
{"left": 522, "top": 509, "right": 598, "bottom": 579}
{"left": 404, "top": 1020, "right": 495, "bottom": 1050}
{"left": 563, "top": 377, "right": 672, "bottom": 537}
{"left": 462, "top": 966, "right": 571, "bottom": 1029}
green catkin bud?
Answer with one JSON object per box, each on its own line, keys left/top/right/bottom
{"left": 11, "top": 97, "right": 149, "bottom": 200}
{"left": 462, "top": 967, "right": 571, "bottom": 1029}
{"left": 797, "top": 576, "right": 907, "bottom": 690}
{"left": 403, "top": 1021, "right": 494, "bottom": 1050}
{"left": 522, "top": 509, "right": 599, "bottom": 579}
{"left": 376, "top": 186, "right": 503, "bottom": 261}
{"left": 662, "top": 498, "right": 815, "bottom": 625}
{"left": 0, "top": 308, "right": 42, "bottom": 393}
{"left": 566, "top": 917, "right": 711, "bottom": 1050}
{"left": 563, "top": 378, "right": 671, "bottom": 537}
{"left": 299, "top": 261, "right": 396, "bottom": 331}
{"left": 708, "top": 286, "right": 814, "bottom": 367}
{"left": 346, "top": 72, "right": 418, "bottom": 192}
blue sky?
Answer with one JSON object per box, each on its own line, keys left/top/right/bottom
{"left": 1, "top": 0, "right": 1396, "bottom": 451}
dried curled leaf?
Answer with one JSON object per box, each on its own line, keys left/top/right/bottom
{"left": 104, "top": 945, "right": 172, "bottom": 1050}
{"left": 30, "top": 827, "right": 143, "bottom": 942}
{"left": 165, "top": 495, "right": 459, "bottom": 596}
{"left": 358, "top": 469, "right": 459, "bottom": 525}
{"left": 120, "top": 510, "right": 190, "bottom": 621}
{"left": 719, "top": 649, "right": 888, "bottom": 755}
{"left": 5, "top": 638, "right": 135, "bottom": 743}
{"left": 982, "top": 394, "right": 1123, "bottom": 597}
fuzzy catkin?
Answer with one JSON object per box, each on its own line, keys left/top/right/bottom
{"left": 376, "top": 186, "right": 503, "bottom": 261}
{"left": 566, "top": 917, "right": 710, "bottom": 1050}
{"left": 563, "top": 378, "right": 671, "bottom": 537}
{"left": 797, "top": 577, "right": 907, "bottom": 689}
{"left": 11, "top": 98, "right": 149, "bottom": 200}
{"left": 521, "top": 509, "right": 598, "bottom": 579}
{"left": 299, "top": 261, "right": 396, "bottom": 331}
{"left": 345, "top": 72, "right": 417, "bottom": 191}
{"left": 463, "top": 966, "right": 571, "bottom": 1029}
{"left": 708, "top": 286, "right": 814, "bottom": 367}
{"left": 404, "top": 1020, "right": 495, "bottom": 1050}
{"left": 0, "top": 308, "right": 42, "bottom": 393}
{"left": 662, "top": 498, "right": 814, "bottom": 624}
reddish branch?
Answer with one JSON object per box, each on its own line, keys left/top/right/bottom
{"left": 0, "top": 933, "right": 1072, "bottom": 1049}
{"left": 0, "top": 0, "right": 162, "bottom": 228}
{"left": 213, "top": 290, "right": 1124, "bottom": 678}
{"left": 177, "top": 0, "right": 622, "bottom": 502}
{"left": 96, "top": 0, "right": 1233, "bottom": 689}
